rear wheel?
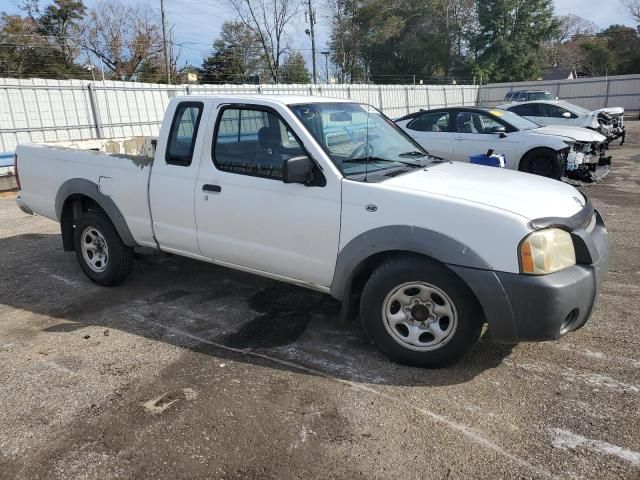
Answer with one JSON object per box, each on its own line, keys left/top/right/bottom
{"left": 360, "top": 255, "right": 483, "bottom": 367}
{"left": 73, "top": 211, "right": 133, "bottom": 286}
{"left": 518, "top": 148, "right": 563, "bottom": 179}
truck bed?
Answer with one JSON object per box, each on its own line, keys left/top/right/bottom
{"left": 16, "top": 144, "right": 157, "bottom": 248}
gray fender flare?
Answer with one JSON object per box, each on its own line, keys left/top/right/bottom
{"left": 55, "top": 178, "right": 137, "bottom": 247}
{"left": 329, "top": 225, "right": 491, "bottom": 301}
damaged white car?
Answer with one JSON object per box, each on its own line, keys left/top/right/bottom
{"left": 396, "top": 107, "right": 608, "bottom": 182}
{"left": 499, "top": 100, "right": 625, "bottom": 146}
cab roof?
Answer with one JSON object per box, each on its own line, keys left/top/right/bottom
{"left": 176, "top": 94, "right": 355, "bottom": 106}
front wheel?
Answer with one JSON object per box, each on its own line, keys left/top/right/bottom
{"left": 518, "top": 148, "right": 564, "bottom": 179}
{"left": 360, "top": 255, "right": 483, "bottom": 368}
{"left": 73, "top": 211, "right": 134, "bottom": 286}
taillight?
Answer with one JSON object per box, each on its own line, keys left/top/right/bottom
{"left": 14, "top": 154, "right": 20, "bottom": 190}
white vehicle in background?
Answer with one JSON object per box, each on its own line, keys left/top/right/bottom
{"left": 503, "top": 90, "right": 556, "bottom": 102}
{"left": 14, "top": 95, "right": 608, "bottom": 367}
{"left": 498, "top": 100, "right": 626, "bottom": 146}
{"left": 395, "top": 107, "right": 607, "bottom": 181}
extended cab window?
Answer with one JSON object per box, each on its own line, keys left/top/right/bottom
{"left": 213, "top": 107, "right": 305, "bottom": 180}
{"left": 166, "top": 102, "right": 203, "bottom": 166}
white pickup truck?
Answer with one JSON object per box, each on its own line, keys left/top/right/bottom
{"left": 14, "top": 95, "right": 609, "bottom": 367}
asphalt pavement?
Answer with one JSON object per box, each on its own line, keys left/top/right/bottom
{"left": 1, "top": 123, "right": 639, "bottom": 479}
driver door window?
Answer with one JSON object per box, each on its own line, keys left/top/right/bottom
{"left": 213, "top": 108, "right": 305, "bottom": 180}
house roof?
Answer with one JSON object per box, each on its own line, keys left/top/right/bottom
{"left": 541, "top": 67, "right": 575, "bottom": 81}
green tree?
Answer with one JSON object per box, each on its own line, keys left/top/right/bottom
{"left": 201, "top": 48, "right": 246, "bottom": 83}
{"left": 328, "top": 0, "right": 477, "bottom": 84}
{"left": 600, "top": 25, "right": 640, "bottom": 74}
{"left": 279, "top": 51, "right": 310, "bottom": 83}
{"left": 578, "top": 38, "right": 616, "bottom": 76}
{"left": 474, "top": 0, "right": 560, "bottom": 82}
{"left": 22, "top": 0, "right": 86, "bottom": 65}
{"left": 328, "top": 0, "right": 367, "bottom": 83}
{"left": 200, "top": 21, "right": 263, "bottom": 84}
{"left": 0, "top": 10, "right": 86, "bottom": 78}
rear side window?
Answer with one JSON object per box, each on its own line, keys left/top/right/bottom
{"left": 213, "top": 107, "right": 306, "bottom": 180}
{"left": 407, "top": 112, "right": 451, "bottom": 132}
{"left": 166, "top": 102, "right": 203, "bottom": 166}
{"left": 508, "top": 103, "right": 539, "bottom": 116}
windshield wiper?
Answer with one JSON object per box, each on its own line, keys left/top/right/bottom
{"left": 398, "top": 150, "right": 427, "bottom": 158}
{"left": 344, "top": 156, "right": 426, "bottom": 168}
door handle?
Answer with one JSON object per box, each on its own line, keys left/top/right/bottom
{"left": 202, "top": 184, "right": 221, "bottom": 193}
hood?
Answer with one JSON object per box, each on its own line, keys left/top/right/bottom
{"left": 532, "top": 125, "right": 606, "bottom": 143}
{"left": 593, "top": 107, "right": 624, "bottom": 116}
{"left": 384, "top": 162, "right": 585, "bottom": 220}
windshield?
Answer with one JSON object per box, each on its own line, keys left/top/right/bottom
{"left": 488, "top": 109, "right": 540, "bottom": 130}
{"left": 528, "top": 91, "right": 555, "bottom": 101}
{"left": 562, "top": 102, "right": 591, "bottom": 116}
{"left": 289, "top": 102, "right": 433, "bottom": 178}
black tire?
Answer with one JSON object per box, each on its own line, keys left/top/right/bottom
{"left": 360, "top": 255, "right": 483, "bottom": 368}
{"left": 73, "top": 210, "right": 134, "bottom": 286}
{"left": 518, "top": 148, "right": 564, "bottom": 179}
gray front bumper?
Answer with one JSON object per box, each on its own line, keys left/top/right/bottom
{"left": 449, "top": 211, "right": 609, "bottom": 343}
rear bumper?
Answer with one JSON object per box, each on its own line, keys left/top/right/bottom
{"left": 15, "top": 195, "right": 33, "bottom": 215}
{"left": 450, "top": 211, "right": 609, "bottom": 343}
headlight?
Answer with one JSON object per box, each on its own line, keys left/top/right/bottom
{"left": 519, "top": 228, "right": 576, "bottom": 275}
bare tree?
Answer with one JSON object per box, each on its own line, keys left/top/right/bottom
{"left": 79, "top": 0, "right": 163, "bottom": 80}
{"left": 542, "top": 14, "right": 598, "bottom": 69}
{"left": 557, "top": 14, "right": 598, "bottom": 42}
{"left": 226, "top": 0, "right": 300, "bottom": 83}
{"left": 622, "top": 0, "right": 640, "bottom": 23}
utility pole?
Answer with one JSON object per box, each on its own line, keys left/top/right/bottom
{"left": 321, "top": 51, "right": 330, "bottom": 83}
{"left": 306, "top": 0, "right": 317, "bottom": 84}
{"left": 160, "top": 0, "right": 171, "bottom": 84}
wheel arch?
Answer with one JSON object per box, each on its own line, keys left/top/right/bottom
{"left": 55, "top": 178, "right": 136, "bottom": 251}
{"left": 330, "top": 226, "right": 491, "bottom": 305}
{"left": 517, "top": 145, "right": 560, "bottom": 169}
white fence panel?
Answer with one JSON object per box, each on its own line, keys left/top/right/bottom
{"left": 0, "top": 78, "right": 480, "bottom": 152}
{"left": 479, "top": 74, "right": 640, "bottom": 112}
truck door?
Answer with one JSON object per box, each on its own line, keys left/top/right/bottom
{"left": 148, "top": 101, "right": 207, "bottom": 258}
{"left": 194, "top": 104, "right": 341, "bottom": 289}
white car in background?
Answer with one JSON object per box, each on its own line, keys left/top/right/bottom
{"left": 498, "top": 100, "right": 625, "bottom": 145}
{"left": 395, "top": 107, "right": 608, "bottom": 181}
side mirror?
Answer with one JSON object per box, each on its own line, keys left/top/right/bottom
{"left": 562, "top": 112, "right": 572, "bottom": 119}
{"left": 283, "top": 155, "right": 314, "bottom": 184}
{"left": 490, "top": 125, "right": 507, "bottom": 138}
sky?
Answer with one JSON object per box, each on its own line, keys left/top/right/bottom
{"left": 1, "top": 0, "right": 637, "bottom": 70}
